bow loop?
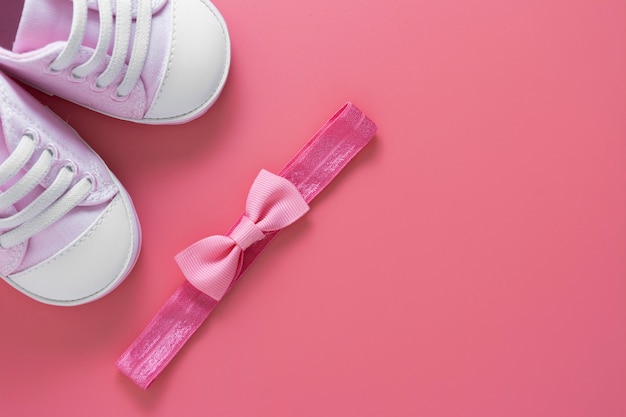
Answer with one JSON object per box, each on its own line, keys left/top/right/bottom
{"left": 245, "top": 169, "right": 310, "bottom": 230}
{"left": 176, "top": 170, "right": 309, "bottom": 301}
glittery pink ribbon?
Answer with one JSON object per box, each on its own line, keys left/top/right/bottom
{"left": 117, "top": 102, "right": 377, "bottom": 389}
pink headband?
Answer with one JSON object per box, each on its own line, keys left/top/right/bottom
{"left": 117, "top": 102, "right": 377, "bottom": 389}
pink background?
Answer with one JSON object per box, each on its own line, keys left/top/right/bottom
{"left": 1, "top": 0, "right": 625, "bottom": 415}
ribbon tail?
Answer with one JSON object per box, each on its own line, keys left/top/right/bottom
{"left": 116, "top": 281, "right": 217, "bottom": 389}
{"left": 118, "top": 237, "right": 275, "bottom": 389}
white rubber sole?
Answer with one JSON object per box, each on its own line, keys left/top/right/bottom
{"left": 1, "top": 174, "right": 142, "bottom": 307}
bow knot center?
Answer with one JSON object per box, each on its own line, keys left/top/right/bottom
{"left": 229, "top": 216, "right": 266, "bottom": 250}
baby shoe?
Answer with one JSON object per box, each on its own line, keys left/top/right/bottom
{"left": 0, "top": 71, "right": 141, "bottom": 306}
{"left": 0, "top": 0, "right": 230, "bottom": 124}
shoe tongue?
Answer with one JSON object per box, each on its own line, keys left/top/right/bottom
{"left": 13, "top": 0, "right": 75, "bottom": 53}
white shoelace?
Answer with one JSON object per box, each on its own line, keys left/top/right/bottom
{"left": 0, "top": 134, "right": 94, "bottom": 248}
{"left": 49, "top": 0, "right": 152, "bottom": 97}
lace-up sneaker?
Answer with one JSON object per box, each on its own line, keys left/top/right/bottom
{"left": 0, "top": 0, "right": 230, "bottom": 124}
{"left": 0, "top": 72, "right": 141, "bottom": 305}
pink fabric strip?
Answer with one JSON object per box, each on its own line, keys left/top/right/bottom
{"left": 116, "top": 102, "right": 377, "bottom": 389}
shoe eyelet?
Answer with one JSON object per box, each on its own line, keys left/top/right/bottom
{"left": 43, "top": 143, "right": 59, "bottom": 160}
{"left": 22, "top": 128, "right": 41, "bottom": 145}
{"left": 82, "top": 172, "right": 96, "bottom": 188}
{"left": 43, "top": 63, "right": 61, "bottom": 75}
{"left": 62, "top": 160, "right": 78, "bottom": 175}
{"left": 89, "top": 80, "right": 108, "bottom": 92}
{"left": 67, "top": 67, "right": 86, "bottom": 83}
{"left": 111, "top": 90, "right": 130, "bottom": 102}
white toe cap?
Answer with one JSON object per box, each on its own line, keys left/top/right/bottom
{"left": 143, "top": 0, "right": 231, "bottom": 123}
{"left": 6, "top": 192, "right": 140, "bottom": 306}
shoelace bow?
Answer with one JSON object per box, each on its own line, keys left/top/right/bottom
{"left": 49, "top": 0, "right": 152, "bottom": 97}
{"left": 0, "top": 133, "right": 93, "bottom": 249}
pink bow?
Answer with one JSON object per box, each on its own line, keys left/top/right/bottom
{"left": 175, "top": 169, "right": 309, "bottom": 301}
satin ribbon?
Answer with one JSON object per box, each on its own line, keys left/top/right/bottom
{"left": 117, "top": 102, "right": 377, "bottom": 389}
{"left": 176, "top": 170, "right": 310, "bottom": 301}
